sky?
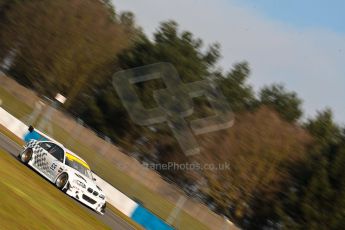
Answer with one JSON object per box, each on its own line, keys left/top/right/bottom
{"left": 113, "top": 0, "right": 345, "bottom": 124}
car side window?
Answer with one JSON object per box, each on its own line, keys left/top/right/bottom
{"left": 39, "top": 142, "right": 52, "bottom": 151}
{"left": 39, "top": 142, "right": 65, "bottom": 163}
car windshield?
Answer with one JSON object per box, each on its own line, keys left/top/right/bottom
{"left": 65, "top": 155, "right": 93, "bottom": 179}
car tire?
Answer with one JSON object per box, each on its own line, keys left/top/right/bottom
{"left": 55, "top": 173, "right": 68, "bottom": 190}
{"left": 20, "top": 148, "right": 33, "bottom": 164}
{"left": 101, "top": 203, "right": 106, "bottom": 214}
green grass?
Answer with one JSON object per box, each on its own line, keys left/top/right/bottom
{"left": 0, "top": 148, "right": 110, "bottom": 230}
{"left": 0, "top": 85, "right": 209, "bottom": 230}
{"left": 0, "top": 85, "right": 33, "bottom": 119}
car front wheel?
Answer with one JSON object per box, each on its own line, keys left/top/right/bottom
{"left": 55, "top": 173, "right": 68, "bottom": 190}
{"left": 101, "top": 203, "right": 106, "bottom": 214}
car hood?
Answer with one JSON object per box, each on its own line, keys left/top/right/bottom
{"left": 66, "top": 166, "right": 104, "bottom": 194}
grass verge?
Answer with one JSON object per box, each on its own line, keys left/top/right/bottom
{"left": 0, "top": 148, "right": 110, "bottom": 230}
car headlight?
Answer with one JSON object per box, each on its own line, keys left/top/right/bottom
{"left": 75, "top": 180, "right": 86, "bottom": 189}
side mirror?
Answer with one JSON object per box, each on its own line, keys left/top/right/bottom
{"left": 93, "top": 178, "right": 96, "bottom": 181}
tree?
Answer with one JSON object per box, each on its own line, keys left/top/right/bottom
{"left": 1, "top": 0, "right": 131, "bottom": 106}
{"left": 277, "top": 109, "right": 345, "bottom": 229}
{"left": 216, "top": 62, "right": 256, "bottom": 111}
{"left": 83, "top": 21, "right": 223, "bottom": 139}
{"left": 198, "top": 106, "right": 311, "bottom": 225}
{"left": 0, "top": 0, "right": 26, "bottom": 60}
{"left": 119, "top": 20, "right": 221, "bottom": 81}
{"left": 305, "top": 109, "right": 341, "bottom": 149}
{"left": 259, "top": 84, "right": 303, "bottom": 122}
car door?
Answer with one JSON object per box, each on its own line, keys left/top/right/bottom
{"left": 47, "top": 144, "right": 65, "bottom": 181}
{"left": 34, "top": 142, "right": 64, "bottom": 181}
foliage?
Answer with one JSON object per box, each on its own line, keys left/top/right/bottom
{"left": 277, "top": 110, "right": 345, "bottom": 229}
{"left": 199, "top": 107, "right": 311, "bottom": 225}
{"left": 259, "top": 84, "right": 303, "bottom": 122}
{"left": 215, "top": 62, "right": 256, "bottom": 111}
{"left": 0, "top": 0, "right": 132, "bottom": 107}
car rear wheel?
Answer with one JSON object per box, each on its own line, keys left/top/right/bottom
{"left": 20, "top": 148, "right": 33, "bottom": 164}
{"left": 55, "top": 173, "right": 68, "bottom": 190}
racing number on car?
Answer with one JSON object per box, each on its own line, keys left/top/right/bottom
{"left": 50, "top": 162, "right": 57, "bottom": 171}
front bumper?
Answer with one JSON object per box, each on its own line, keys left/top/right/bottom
{"left": 66, "top": 186, "right": 106, "bottom": 215}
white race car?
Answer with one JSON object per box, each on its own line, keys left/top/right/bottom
{"left": 18, "top": 140, "right": 106, "bottom": 214}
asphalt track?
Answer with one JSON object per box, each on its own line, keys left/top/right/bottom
{"left": 0, "top": 132, "right": 134, "bottom": 230}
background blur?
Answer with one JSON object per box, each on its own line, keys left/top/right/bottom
{"left": 1, "top": 1, "right": 345, "bottom": 229}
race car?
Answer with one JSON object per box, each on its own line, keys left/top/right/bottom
{"left": 18, "top": 140, "right": 106, "bottom": 214}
